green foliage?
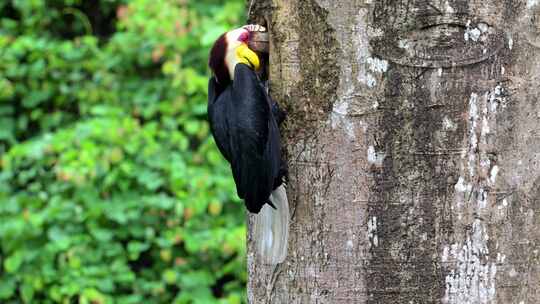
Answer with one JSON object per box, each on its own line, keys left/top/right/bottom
{"left": 0, "top": 0, "right": 247, "bottom": 302}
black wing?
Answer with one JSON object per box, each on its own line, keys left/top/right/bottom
{"left": 208, "top": 77, "right": 232, "bottom": 162}
{"left": 207, "top": 64, "right": 282, "bottom": 213}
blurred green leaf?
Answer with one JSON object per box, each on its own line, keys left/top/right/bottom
{"left": 4, "top": 251, "right": 23, "bottom": 273}
{"left": 20, "top": 282, "right": 34, "bottom": 303}
{"left": 0, "top": 277, "right": 16, "bottom": 299}
{"left": 0, "top": 0, "right": 247, "bottom": 302}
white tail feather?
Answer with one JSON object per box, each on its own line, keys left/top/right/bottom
{"left": 253, "top": 185, "right": 289, "bottom": 264}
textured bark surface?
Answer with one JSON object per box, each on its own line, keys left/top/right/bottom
{"left": 247, "top": 1, "right": 540, "bottom": 303}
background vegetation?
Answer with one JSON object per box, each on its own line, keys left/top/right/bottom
{"left": 0, "top": 0, "right": 247, "bottom": 303}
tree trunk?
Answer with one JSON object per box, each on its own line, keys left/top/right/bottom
{"left": 247, "top": 1, "right": 540, "bottom": 303}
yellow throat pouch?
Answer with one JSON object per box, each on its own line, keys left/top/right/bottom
{"left": 236, "top": 44, "right": 260, "bottom": 71}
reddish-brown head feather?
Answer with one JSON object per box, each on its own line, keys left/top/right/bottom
{"left": 209, "top": 33, "right": 230, "bottom": 86}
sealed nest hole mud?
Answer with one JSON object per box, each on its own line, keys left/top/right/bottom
{"left": 248, "top": 31, "right": 269, "bottom": 53}
{"left": 249, "top": 31, "right": 270, "bottom": 81}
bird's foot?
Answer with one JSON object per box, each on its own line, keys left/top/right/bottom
{"left": 243, "top": 24, "right": 266, "bottom": 32}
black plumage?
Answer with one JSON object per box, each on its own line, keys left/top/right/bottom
{"left": 208, "top": 64, "right": 284, "bottom": 213}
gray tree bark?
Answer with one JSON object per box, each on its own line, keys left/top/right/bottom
{"left": 247, "top": 1, "right": 540, "bottom": 303}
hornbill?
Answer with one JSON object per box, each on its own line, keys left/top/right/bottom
{"left": 207, "top": 25, "right": 288, "bottom": 264}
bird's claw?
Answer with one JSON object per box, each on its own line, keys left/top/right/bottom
{"left": 243, "top": 24, "right": 266, "bottom": 32}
